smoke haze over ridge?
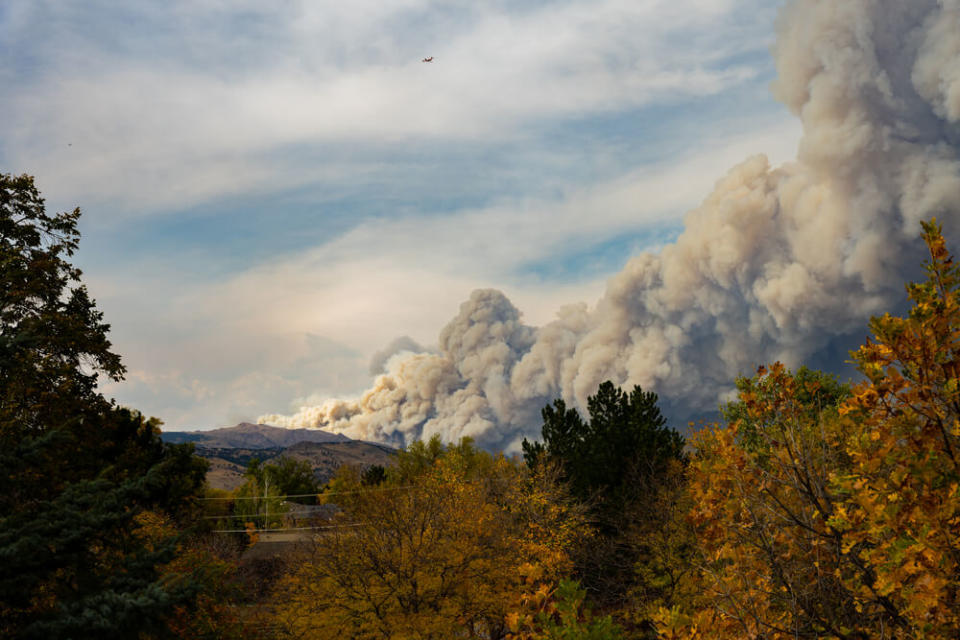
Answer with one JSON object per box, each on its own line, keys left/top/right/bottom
{"left": 260, "top": 0, "right": 960, "bottom": 451}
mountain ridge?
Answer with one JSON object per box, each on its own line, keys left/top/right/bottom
{"left": 162, "top": 423, "right": 396, "bottom": 491}
{"left": 161, "top": 422, "right": 351, "bottom": 449}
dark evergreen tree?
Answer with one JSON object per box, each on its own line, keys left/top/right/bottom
{"left": 0, "top": 174, "right": 207, "bottom": 639}
{"left": 361, "top": 463, "right": 387, "bottom": 486}
{"left": 522, "top": 381, "right": 686, "bottom": 619}
{"left": 523, "top": 381, "right": 684, "bottom": 505}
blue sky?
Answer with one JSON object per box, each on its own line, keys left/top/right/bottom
{"left": 1, "top": 0, "right": 802, "bottom": 429}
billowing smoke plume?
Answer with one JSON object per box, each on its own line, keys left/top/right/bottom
{"left": 260, "top": 0, "right": 960, "bottom": 451}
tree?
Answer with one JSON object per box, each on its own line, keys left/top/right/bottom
{"left": 388, "top": 432, "right": 448, "bottom": 483}
{"left": 659, "top": 220, "right": 960, "bottom": 639}
{"left": 270, "top": 438, "right": 588, "bottom": 639}
{"left": 507, "top": 579, "right": 623, "bottom": 640}
{"left": 233, "top": 458, "right": 288, "bottom": 530}
{"left": 665, "top": 364, "right": 866, "bottom": 639}
{"left": 232, "top": 455, "right": 319, "bottom": 529}
{"left": 523, "top": 382, "right": 687, "bottom": 622}
{"left": 136, "top": 511, "right": 256, "bottom": 640}
{"left": 361, "top": 463, "right": 387, "bottom": 486}
{"left": 616, "top": 457, "right": 699, "bottom": 636}
{"left": 523, "top": 382, "right": 684, "bottom": 506}
{"left": 0, "top": 174, "right": 207, "bottom": 638}
{"left": 721, "top": 366, "right": 851, "bottom": 454}
{"left": 263, "top": 455, "right": 318, "bottom": 501}
{"left": 834, "top": 219, "right": 960, "bottom": 637}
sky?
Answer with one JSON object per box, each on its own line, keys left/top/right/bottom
{"left": 1, "top": 0, "right": 804, "bottom": 430}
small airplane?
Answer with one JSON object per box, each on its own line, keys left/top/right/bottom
{"left": 422, "top": 56, "right": 433, "bottom": 62}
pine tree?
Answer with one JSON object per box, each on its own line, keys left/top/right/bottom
{"left": 523, "top": 381, "right": 684, "bottom": 508}
{"left": 522, "top": 382, "right": 687, "bottom": 623}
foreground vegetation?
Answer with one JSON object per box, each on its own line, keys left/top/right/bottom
{"left": 3, "top": 172, "right": 959, "bottom": 638}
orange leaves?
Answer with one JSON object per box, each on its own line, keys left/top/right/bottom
{"left": 681, "top": 365, "right": 902, "bottom": 636}
{"left": 664, "top": 222, "right": 960, "bottom": 639}
{"left": 506, "top": 573, "right": 555, "bottom": 638}
{"left": 243, "top": 521, "right": 259, "bottom": 546}
{"left": 268, "top": 439, "right": 589, "bottom": 639}
{"left": 506, "top": 579, "right": 622, "bottom": 640}
{"left": 831, "top": 221, "right": 960, "bottom": 638}
{"left": 653, "top": 605, "right": 717, "bottom": 640}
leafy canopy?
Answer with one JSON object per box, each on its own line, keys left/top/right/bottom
{"left": 272, "top": 437, "right": 590, "bottom": 639}
{"left": 233, "top": 455, "right": 320, "bottom": 528}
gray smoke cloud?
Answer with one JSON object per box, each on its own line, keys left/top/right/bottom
{"left": 260, "top": 0, "right": 960, "bottom": 451}
{"left": 368, "top": 336, "right": 431, "bottom": 376}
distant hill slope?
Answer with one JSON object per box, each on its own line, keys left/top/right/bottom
{"left": 161, "top": 422, "right": 350, "bottom": 449}
{"left": 164, "top": 423, "right": 396, "bottom": 491}
{"left": 280, "top": 441, "right": 397, "bottom": 479}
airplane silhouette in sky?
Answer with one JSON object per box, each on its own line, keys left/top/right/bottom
{"left": 422, "top": 56, "right": 433, "bottom": 62}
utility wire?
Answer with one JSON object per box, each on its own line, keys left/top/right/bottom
{"left": 200, "top": 491, "right": 322, "bottom": 501}
{"left": 200, "top": 483, "right": 417, "bottom": 501}
{"left": 211, "top": 522, "right": 368, "bottom": 534}
{"left": 201, "top": 511, "right": 319, "bottom": 520}
{"left": 201, "top": 475, "right": 512, "bottom": 502}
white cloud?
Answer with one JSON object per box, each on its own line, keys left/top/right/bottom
{"left": 2, "top": 0, "right": 779, "bottom": 213}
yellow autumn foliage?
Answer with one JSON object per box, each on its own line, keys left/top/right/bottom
{"left": 269, "top": 439, "right": 588, "bottom": 639}
{"left": 658, "top": 221, "right": 960, "bottom": 639}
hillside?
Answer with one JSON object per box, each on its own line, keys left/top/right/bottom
{"left": 169, "top": 426, "right": 397, "bottom": 491}
{"left": 161, "top": 422, "right": 350, "bottom": 449}
{"left": 280, "top": 440, "right": 397, "bottom": 480}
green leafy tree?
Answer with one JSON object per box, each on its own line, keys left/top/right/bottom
{"left": 233, "top": 456, "right": 319, "bottom": 528}
{"left": 508, "top": 579, "right": 623, "bottom": 640}
{"left": 233, "top": 458, "right": 287, "bottom": 530}
{"left": 0, "top": 174, "right": 207, "bottom": 638}
{"left": 389, "top": 433, "right": 447, "bottom": 482}
{"left": 722, "top": 365, "right": 851, "bottom": 454}
{"left": 262, "top": 455, "right": 318, "bottom": 503}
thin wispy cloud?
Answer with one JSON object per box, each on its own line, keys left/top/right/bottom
{"left": 3, "top": 0, "right": 779, "bottom": 213}
{"left": 2, "top": 0, "right": 802, "bottom": 431}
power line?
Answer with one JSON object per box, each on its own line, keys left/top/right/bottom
{"left": 200, "top": 483, "right": 417, "bottom": 501}
{"left": 211, "top": 522, "right": 368, "bottom": 534}
{"left": 201, "top": 491, "right": 320, "bottom": 501}
{"left": 200, "top": 475, "right": 513, "bottom": 502}
{"left": 201, "top": 511, "right": 317, "bottom": 520}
